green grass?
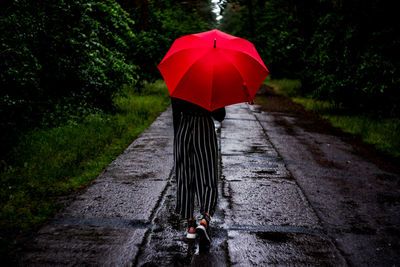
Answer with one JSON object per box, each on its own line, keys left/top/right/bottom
{"left": 293, "top": 97, "right": 400, "bottom": 157}
{"left": 263, "top": 78, "right": 400, "bottom": 158}
{"left": 263, "top": 78, "right": 302, "bottom": 98}
{"left": 0, "top": 80, "right": 170, "bottom": 258}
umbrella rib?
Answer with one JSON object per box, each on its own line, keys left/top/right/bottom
{"left": 224, "top": 38, "right": 260, "bottom": 56}
{"left": 219, "top": 49, "right": 269, "bottom": 88}
{"left": 171, "top": 49, "right": 214, "bottom": 100}
{"left": 220, "top": 48, "right": 268, "bottom": 70}
{"left": 159, "top": 47, "right": 211, "bottom": 93}
{"left": 160, "top": 33, "right": 210, "bottom": 63}
{"left": 159, "top": 46, "right": 209, "bottom": 65}
{"left": 219, "top": 50, "right": 247, "bottom": 84}
{"left": 210, "top": 52, "right": 216, "bottom": 109}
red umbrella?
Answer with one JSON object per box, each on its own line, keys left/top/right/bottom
{"left": 157, "top": 29, "right": 269, "bottom": 111}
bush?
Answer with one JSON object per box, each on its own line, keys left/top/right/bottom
{"left": 301, "top": 1, "right": 400, "bottom": 115}
{"left": 127, "top": 1, "right": 213, "bottom": 85}
{"left": 219, "top": 0, "right": 304, "bottom": 79}
{"left": 0, "top": 80, "right": 170, "bottom": 260}
{"left": 0, "top": 0, "right": 139, "bottom": 157}
{"left": 219, "top": 0, "right": 400, "bottom": 116}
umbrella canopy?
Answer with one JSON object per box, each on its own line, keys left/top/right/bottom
{"left": 158, "top": 29, "right": 269, "bottom": 111}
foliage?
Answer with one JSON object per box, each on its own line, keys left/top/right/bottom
{"left": 127, "top": 0, "right": 214, "bottom": 84}
{"left": 254, "top": 1, "right": 303, "bottom": 79}
{"left": 0, "top": 0, "right": 217, "bottom": 258}
{"left": 267, "top": 78, "right": 400, "bottom": 158}
{"left": 294, "top": 97, "right": 400, "bottom": 158}
{"left": 302, "top": 1, "right": 400, "bottom": 115}
{"left": 220, "top": 0, "right": 303, "bottom": 79}
{"left": 263, "top": 78, "right": 302, "bottom": 98}
{"left": 0, "top": 0, "right": 216, "bottom": 162}
{"left": 219, "top": 0, "right": 400, "bottom": 116}
{"left": 0, "top": 80, "right": 170, "bottom": 260}
{"left": 0, "top": 0, "right": 139, "bottom": 158}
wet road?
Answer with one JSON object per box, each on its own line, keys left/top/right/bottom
{"left": 17, "top": 103, "right": 399, "bottom": 266}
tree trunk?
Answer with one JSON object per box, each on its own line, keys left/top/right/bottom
{"left": 247, "top": 0, "right": 255, "bottom": 37}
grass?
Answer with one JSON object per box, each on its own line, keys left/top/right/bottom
{"left": 263, "top": 78, "right": 302, "bottom": 98}
{"left": 0, "top": 80, "right": 170, "bottom": 259}
{"left": 263, "top": 78, "right": 400, "bottom": 158}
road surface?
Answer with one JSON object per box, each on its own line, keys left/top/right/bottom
{"left": 17, "top": 99, "right": 400, "bottom": 266}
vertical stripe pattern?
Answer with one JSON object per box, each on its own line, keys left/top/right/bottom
{"left": 174, "top": 113, "right": 218, "bottom": 219}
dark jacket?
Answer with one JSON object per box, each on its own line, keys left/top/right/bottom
{"left": 171, "top": 97, "right": 226, "bottom": 135}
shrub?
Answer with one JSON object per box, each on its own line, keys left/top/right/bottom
{"left": 0, "top": 0, "right": 139, "bottom": 157}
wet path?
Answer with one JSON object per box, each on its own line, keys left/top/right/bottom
{"left": 18, "top": 109, "right": 175, "bottom": 266}
{"left": 134, "top": 104, "right": 345, "bottom": 266}
{"left": 254, "top": 102, "right": 400, "bottom": 266}
{"left": 218, "top": 104, "right": 345, "bottom": 266}
{"left": 19, "top": 102, "right": 399, "bottom": 266}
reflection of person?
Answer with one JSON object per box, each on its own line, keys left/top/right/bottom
{"left": 171, "top": 97, "right": 225, "bottom": 247}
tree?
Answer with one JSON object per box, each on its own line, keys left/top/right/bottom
{"left": 0, "top": 0, "right": 139, "bottom": 157}
{"left": 219, "top": 0, "right": 400, "bottom": 115}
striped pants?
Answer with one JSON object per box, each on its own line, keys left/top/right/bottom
{"left": 174, "top": 113, "right": 219, "bottom": 219}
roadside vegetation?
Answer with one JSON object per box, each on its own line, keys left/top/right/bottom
{"left": 220, "top": 0, "right": 399, "bottom": 116}
{"left": 2, "top": 0, "right": 398, "bottom": 260}
{"left": 264, "top": 79, "right": 400, "bottom": 158}
{"left": 221, "top": 0, "right": 399, "bottom": 158}
{"left": 1, "top": 0, "right": 216, "bottom": 260}
{"left": 0, "top": 81, "right": 170, "bottom": 256}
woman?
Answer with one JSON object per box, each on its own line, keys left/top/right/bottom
{"left": 171, "top": 97, "right": 225, "bottom": 247}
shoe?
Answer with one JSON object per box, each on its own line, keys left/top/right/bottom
{"left": 186, "top": 220, "right": 197, "bottom": 240}
{"left": 196, "top": 217, "right": 211, "bottom": 247}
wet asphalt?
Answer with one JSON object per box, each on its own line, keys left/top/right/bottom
{"left": 16, "top": 103, "right": 399, "bottom": 266}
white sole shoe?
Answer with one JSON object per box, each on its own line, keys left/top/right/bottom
{"left": 186, "top": 231, "right": 197, "bottom": 239}
{"left": 196, "top": 224, "right": 210, "bottom": 246}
